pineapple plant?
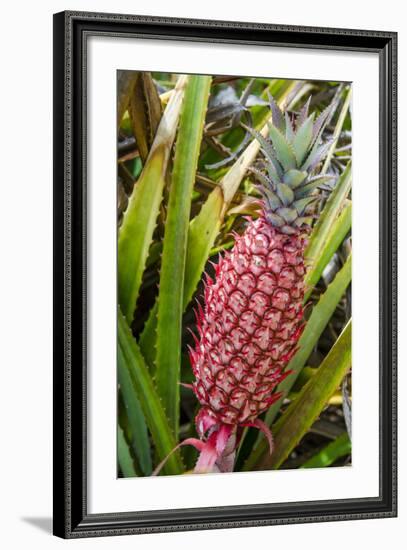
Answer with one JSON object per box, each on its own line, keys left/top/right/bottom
{"left": 152, "top": 95, "right": 337, "bottom": 475}
{"left": 117, "top": 73, "right": 352, "bottom": 478}
{"left": 183, "top": 98, "right": 336, "bottom": 473}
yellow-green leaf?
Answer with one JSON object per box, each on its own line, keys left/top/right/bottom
{"left": 155, "top": 75, "right": 212, "bottom": 436}
{"left": 118, "top": 75, "right": 187, "bottom": 323}
{"left": 301, "top": 432, "right": 351, "bottom": 469}
{"left": 118, "top": 310, "right": 183, "bottom": 475}
{"left": 305, "top": 161, "right": 351, "bottom": 272}
{"left": 261, "top": 320, "right": 352, "bottom": 470}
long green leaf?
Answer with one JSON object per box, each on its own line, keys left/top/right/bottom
{"left": 184, "top": 187, "right": 224, "bottom": 305}
{"left": 305, "top": 200, "right": 351, "bottom": 300}
{"left": 117, "top": 425, "right": 137, "bottom": 477}
{"left": 155, "top": 75, "right": 212, "bottom": 436}
{"left": 118, "top": 345, "right": 152, "bottom": 475}
{"left": 260, "top": 321, "right": 352, "bottom": 470}
{"left": 301, "top": 432, "right": 351, "bottom": 469}
{"left": 243, "top": 253, "right": 352, "bottom": 471}
{"left": 118, "top": 310, "right": 183, "bottom": 475}
{"left": 305, "top": 161, "right": 351, "bottom": 272}
{"left": 138, "top": 303, "right": 159, "bottom": 368}
{"left": 118, "top": 75, "right": 187, "bottom": 322}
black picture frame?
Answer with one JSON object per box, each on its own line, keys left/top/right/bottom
{"left": 53, "top": 10, "right": 397, "bottom": 538}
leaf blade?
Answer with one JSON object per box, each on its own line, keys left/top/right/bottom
{"left": 264, "top": 321, "right": 352, "bottom": 470}
{"left": 305, "top": 161, "right": 352, "bottom": 270}
{"left": 118, "top": 75, "right": 187, "bottom": 322}
{"left": 118, "top": 310, "right": 183, "bottom": 475}
{"left": 155, "top": 75, "right": 212, "bottom": 436}
{"left": 305, "top": 200, "right": 351, "bottom": 299}
{"left": 118, "top": 345, "right": 152, "bottom": 475}
{"left": 117, "top": 425, "right": 138, "bottom": 478}
{"left": 300, "top": 432, "right": 351, "bottom": 469}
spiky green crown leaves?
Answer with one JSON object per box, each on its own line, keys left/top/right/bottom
{"left": 248, "top": 95, "right": 336, "bottom": 234}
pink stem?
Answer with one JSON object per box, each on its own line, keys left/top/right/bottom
{"left": 152, "top": 417, "right": 274, "bottom": 476}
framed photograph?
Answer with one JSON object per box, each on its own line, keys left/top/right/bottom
{"left": 53, "top": 11, "right": 397, "bottom": 538}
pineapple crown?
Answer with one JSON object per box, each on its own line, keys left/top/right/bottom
{"left": 247, "top": 95, "right": 337, "bottom": 235}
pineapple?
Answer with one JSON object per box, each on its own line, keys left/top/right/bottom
{"left": 155, "top": 96, "right": 335, "bottom": 475}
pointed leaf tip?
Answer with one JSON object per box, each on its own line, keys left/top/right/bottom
{"left": 297, "top": 96, "right": 312, "bottom": 127}
{"left": 267, "top": 91, "right": 285, "bottom": 132}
